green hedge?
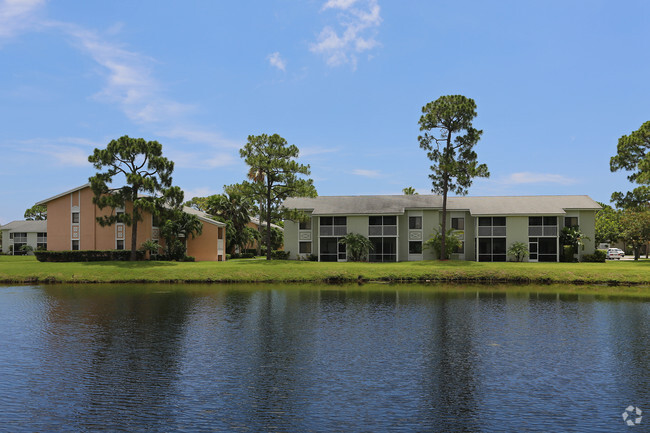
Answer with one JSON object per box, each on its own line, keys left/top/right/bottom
{"left": 34, "top": 250, "right": 145, "bottom": 262}
{"left": 582, "top": 250, "right": 606, "bottom": 263}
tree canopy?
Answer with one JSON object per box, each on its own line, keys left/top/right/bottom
{"left": 240, "top": 133, "right": 316, "bottom": 260}
{"left": 418, "top": 95, "right": 489, "bottom": 258}
{"left": 24, "top": 204, "right": 47, "bottom": 221}
{"left": 610, "top": 121, "right": 650, "bottom": 209}
{"left": 88, "top": 136, "right": 179, "bottom": 260}
{"left": 595, "top": 202, "right": 622, "bottom": 246}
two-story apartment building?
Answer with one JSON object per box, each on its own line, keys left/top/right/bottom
{"left": 282, "top": 195, "right": 601, "bottom": 262}
{"left": 35, "top": 184, "right": 227, "bottom": 261}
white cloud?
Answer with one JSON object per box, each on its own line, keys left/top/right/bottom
{"left": 311, "top": 0, "right": 382, "bottom": 69}
{"left": 267, "top": 51, "right": 286, "bottom": 72}
{"left": 7, "top": 138, "right": 96, "bottom": 167}
{"left": 0, "top": 0, "right": 45, "bottom": 39}
{"left": 503, "top": 172, "right": 578, "bottom": 185}
{"left": 183, "top": 186, "right": 217, "bottom": 200}
{"left": 322, "top": 0, "right": 359, "bottom": 10}
{"left": 352, "top": 168, "right": 381, "bottom": 178}
{"left": 167, "top": 149, "right": 237, "bottom": 170}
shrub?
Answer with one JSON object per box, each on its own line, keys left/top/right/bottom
{"left": 225, "top": 254, "right": 232, "bottom": 260}
{"left": 34, "top": 250, "right": 145, "bottom": 262}
{"left": 582, "top": 250, "right": 606, "bottom": 262}
{"left": 560, "top": 245, "right": 575, "bottom": 263}
{"left": 508, "top": 241, "right": 529, "bottom": 262}
{"left": 271, "top": 250, "right": 290, "bottom": 260}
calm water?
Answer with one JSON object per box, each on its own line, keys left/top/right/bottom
{"left": 0, "top": 283, "right": 649, "bottom": 432}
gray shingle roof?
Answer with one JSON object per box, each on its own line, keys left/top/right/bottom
{"left": 0, "top": 220, "right": 47, "bottom": 232}
{"left": 283, "top": 195, "right": 601, "bottom": 216}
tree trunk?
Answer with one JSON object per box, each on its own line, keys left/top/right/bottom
{"left": 440, "top": 180, "right": 448, "bottom": 260}
{"left": 265, "top": 189, "right": 272, "bottom": 260}
{"left": 130, "top": 189, "right": 139, "bottom": 261}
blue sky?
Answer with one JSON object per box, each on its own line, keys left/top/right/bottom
{"left": 1, "top": 0, "right": 649, "bottom": 224}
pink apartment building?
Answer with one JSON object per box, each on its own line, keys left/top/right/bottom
{"left": 36, "top": 184, "right": 227, "bottom": 261}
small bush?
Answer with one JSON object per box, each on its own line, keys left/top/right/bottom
{"left": 181, "top": 255, "right": 195, "bottom": 262}
{"left": 271, "top": 250, "right": 290, "bottom": 260}
{"left": 560, "top": 245, "right": 575, "bottom": 263}
{"left": 225, "top": 254, "right": 232, "bottom": 260}
{"left": 34, "top": 250, "right": 145, "bottom": 262}
{"left": 582, "top": 250, "right": 606, "bottom": 263}
{"left": 308, "top": 254, "right": 318, "bottom": 261}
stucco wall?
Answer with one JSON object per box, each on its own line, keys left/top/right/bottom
{"left": 187, "top": 222, "right": 220, "bottom": 261}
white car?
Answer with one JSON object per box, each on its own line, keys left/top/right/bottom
{"left": 606, "top": 248, "right": 624, "bottom": 260}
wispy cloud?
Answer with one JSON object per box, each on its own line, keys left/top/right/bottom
{"left": 503, "top": 172, "right": 578, "bottom": 185}
{"left": 167, "top": 149, "right": 237, "bottom": 170}
{"left": 183, "top": 186, "right": 217, "bottom": 200}
{"left": 311, "top": 0, "right": 382, "bottom": 69}
{"left": 0, "top": 3, "right": 239, "bottom": 163}
{"left": 352, "top": 168, "right": 381, "bottom": 178}
{"left": 267, "top": 51, "right": 286, "bottom": 72}
{"left": 6, "top": 138, "right": 100, "bottom": 167}
{"left": 0, "top": 0, "right": 45, "bottom": 39}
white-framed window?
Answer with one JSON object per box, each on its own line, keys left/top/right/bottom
{"left": 409, "top": 216, "right": 422, "bottom": 230}
{"left": 320, "top": 217, "right": 347, "bottom": 237}
{"left": 409, "top": 241, "right": 422, "bottom": 254}
{"left": 72, "top": 212, "right": 80, "bottom": 223}
{"left": 528, "top": 216, "right": 557, "bottom": 237}
{"left": 116, "top": 240, "right": 124, "bottom": 250}
{"left": 299, "top": 219, "right": 311, "bottom": 230}
{"left": 299, "top": 241, "right": 312, "bottom": 254}
{"left": 71, "top": 240, "right": 79, "bottom": 251}
{"left": 12, "top": 232, "right": 27, "bottom": 255}
{"left": 37, "top": 232, "right": 47, "bottom": 250}
{"left": 564, "top": 216, "right": 579, "bottom": 229}
{"left": 452, "top": 217, "right": 464, "bottom": 230}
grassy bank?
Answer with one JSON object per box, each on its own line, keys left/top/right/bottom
{"left": 1, "top": 255, "right": 650, "bottom": 285}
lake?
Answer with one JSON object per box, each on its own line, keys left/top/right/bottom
{"left": 0, "top": 283, "right": 648, "bottom": 432}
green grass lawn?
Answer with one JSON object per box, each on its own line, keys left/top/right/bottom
{"left": 1, "top": 255, "right": 649, "bottom": 285}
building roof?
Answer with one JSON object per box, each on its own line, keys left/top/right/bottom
{"left": 282, "top": 195, "right": 601, "bottom": 216}
{"left": 35, "top": 184, "right": 225, "bottom": 227}
{"left": 249, "top": 216, "right": 283, "bottom": 231}
{"left": 0, "top": 220, "right": 47, "bottom": 232}
{"left": 182, "top": 206, "right": 226, "bottom": 227}
{"left": 35, "top": 183, "right": 91, "bottom": 206}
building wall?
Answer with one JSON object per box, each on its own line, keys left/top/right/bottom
{"left": 187, "top": 223, "right": 224, "bottom": 261}
{"left": 578, "top": 210, "right": 597, "bottom": 256}
{"left": 284, "top": 219, "right": 300, "bottom": 259}
{"left": 505, "top": 216, "right": 528, "bottom": 261}
{"left": 42, "top": 186, "right": 224, "bottom": 261}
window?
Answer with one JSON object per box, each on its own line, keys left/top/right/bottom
{"left": 409, "top": 241, "right": 422, "bottom": 254}
{"left": 116, "top": 240, "right": 124, "bottom": 250}
{"left": 37, "top": 232, "right": 47, "bottom": 250}
{"left": 409, "top": 216, "right": 422, "bottom": 230}
{"left": 72, "top": 212, "right": 79, "bottom": 223}
{"left": 564, "top": 217, "right": 578, "bottom": 228}
{"left": 71, "top": 240, "right": 79, "bottom": 250}
{"left": 320, "top": 217, "right": 347, "bottom": 236}
{"left": 299, "top": 242, "right": 312, "bottom": 254}
{"left": 12, "top": 232, "right": 27, "bottom": 255}
{"left": 478, "top": 238, "right": 506, "bottom": 262}
{"left": 451, "top": 217, "right": 464, "bottom": 230}
{"left": 528, "top": 216, "right": 558, "bottom": 236}
{"left": 369, "top": 216, "right": 398, "bottom": 236}
{"left": 369, "top": 237, "right": 397, "bottom": 262}
{"left": 530, "top": 237, "right": 557, "bottom": 262}
{"left": 299, "top": 219, "right": 311, "bottom": 230}
{"left": 320, "top": 237, "right": 344, "bottom": 262}
{"left": 478, "top": 217, "right": 506, "bottom": 237}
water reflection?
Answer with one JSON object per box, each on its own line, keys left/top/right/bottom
{"left": 0, "top": 283, "right": 649, "bottom": 432}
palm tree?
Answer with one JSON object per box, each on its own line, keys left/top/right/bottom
{"left": 206, "top": 191, "right": 254, "bottom": 254}
{"left": 402, "top": 187, "right": 418, "bottom": 195}
{"left": 339, "top": 233, "right": 374, "bottom": 262}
